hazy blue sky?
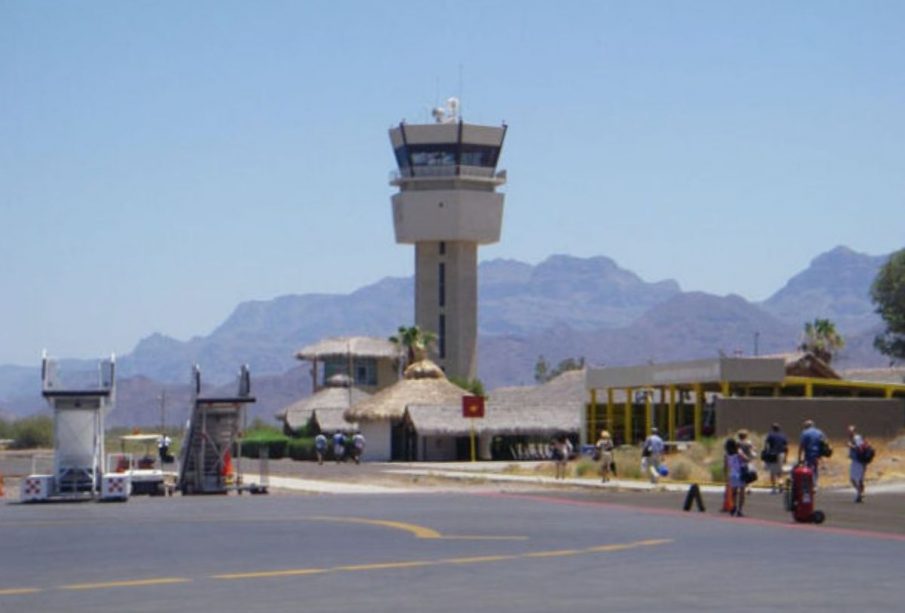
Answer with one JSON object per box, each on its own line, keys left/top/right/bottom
{"left": 2, "top": 1, "right": 903, "bottom": 365}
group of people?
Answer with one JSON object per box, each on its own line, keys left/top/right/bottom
{"left": 798, "top": 419, "right": 870, "bottom": 503}
{"left": 595, "top": 427, "right": 665, "bottom": 484}
{"left": 723, "top": 419, "right": 872, "bottom": 517}
{"left": 551, "top": 418, "right": 873, "bottom": 504}
{"left": 314, "top": 431, "right": 366, "bottom": 465}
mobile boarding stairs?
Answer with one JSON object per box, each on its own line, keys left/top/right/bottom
{"left": 21, "top": 353, "right": 131, "bottom": 503}
{"left": 177, "top": 364, "right": 266, "bottom": 495}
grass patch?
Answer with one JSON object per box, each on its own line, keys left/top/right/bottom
{"left": 709, "top": 459, "right": 725, "bottom": 483}
{"left": 574, "top": 457, "right": 598, "bottom": 477}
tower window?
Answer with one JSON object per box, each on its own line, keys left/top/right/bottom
{"left": 438, "top": 262, "right": 445, "bottom": 307}
{"left": 439, "top": 315, "right": 446, "bottom": 359}
{"left": 439, "top": 241, "right": 446, "bottom": 255}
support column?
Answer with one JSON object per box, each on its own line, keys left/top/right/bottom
{"left": 668, "top": 385, "right": 676, "bottom": 442}
{"left": 644, "top": 390, "right": 652, "bottom": 437}
{"left": 694, "top": 383, "right": 703, "bottom": 441}
{"left": 624, "top": 387, "right": 633, "bottom": 445}
{"left": 589, "top": 389, "right": 598, "bottom": 444}
{"left": 606, "top": 389, "right": 614, "bottom": 434}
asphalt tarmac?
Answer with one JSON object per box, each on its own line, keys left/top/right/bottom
{"left": 2, "top": 484, "right": 904, "bottom": 612}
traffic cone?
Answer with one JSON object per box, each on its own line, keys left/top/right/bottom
{"left": 721, "top": 484, "right": 735, "bottom": 513}
{"left": 222, "top": 450, "right": 233, "bottom": 477}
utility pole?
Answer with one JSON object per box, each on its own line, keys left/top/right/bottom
{"left": 159, "top": 390, "right": 166, "bottom": 433}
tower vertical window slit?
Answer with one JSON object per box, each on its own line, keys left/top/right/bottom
{"left": 439, "top": 314, "right": 446, "bottom": 359}
{"left": 439, "top": 262, "right": 446, "bottom": 307}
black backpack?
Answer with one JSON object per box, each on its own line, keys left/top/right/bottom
{"left": 856, "top": 441, "right": 875, "bottom": 464}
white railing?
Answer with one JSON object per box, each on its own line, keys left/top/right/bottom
{"left": 390, "top": 165, "right": 505, "bottom": 182}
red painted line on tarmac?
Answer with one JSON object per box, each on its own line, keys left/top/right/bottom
{"left": 480, "top": 492, "right": 905, "bottom": 543}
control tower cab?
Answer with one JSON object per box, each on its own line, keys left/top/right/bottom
{"left": 389, "top": 98, "right": 507, "bottom": 380}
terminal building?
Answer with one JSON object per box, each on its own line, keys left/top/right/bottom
{"left": 585, "top": 354, "right": 905, "bottom": 445}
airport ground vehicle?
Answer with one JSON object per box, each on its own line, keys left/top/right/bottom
{"left": 106, "top": 434, "right": 175, "bottom": 496}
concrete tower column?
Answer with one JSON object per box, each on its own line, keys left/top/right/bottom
{"left": 388, "top": 101, "right": 507, "bottom": 381}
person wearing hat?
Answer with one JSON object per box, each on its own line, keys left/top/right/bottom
{"left": 595, "top": 430, "right": 615, "bottom": 483}
{"left": 737, "top": 429, "right": 757, "bottom": 491}
{"left": 641, "top": 427, "right": 665, "bottom": 484}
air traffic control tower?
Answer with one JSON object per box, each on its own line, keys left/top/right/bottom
{"left": 389, "top": 99, "right": 507, "bottom": 380}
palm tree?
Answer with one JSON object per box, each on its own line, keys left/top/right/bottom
{"left": 389, "top": 325, "right": 437, "bottom": 367}
{"left": 799, "top": 318, "right": 845, "bottom": 364}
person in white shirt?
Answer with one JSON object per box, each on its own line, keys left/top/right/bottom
{"left": 641, "top": 427, "right": 665, "bottom": 484}
{"left": 351, "top": 433, "right": 366, "bottom": 464}
{"left": 158, "top": 434, "right": 173, "bottom": 463}
{"left": 847, "top": 425, "right": 867, "bottom": 503}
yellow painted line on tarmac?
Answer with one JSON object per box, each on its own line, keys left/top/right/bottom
{"left": 445, "top": 554, "right": 514, "bottom": 564}
{"left": 0, "top": 588, "right": 41, "bottom": 596}
{"left": 306, "top": 515, "right": 526, "bottom": 541}
{"left": 308, "top": 515, "right": 444, "bottom": 539}
{"left": 335, "top": 560, "right": 433, "bottom": 572}
{"left": 1, "top": 539, "right": 675, "bottom": 595}
{"left": 586, "top": 538, "right": 672, "bottom": 553}
{"left": 211, "top": 538, "right": 673, "bottom": 582}
{"left": 436, "top": 534, "right": 528, "bottom": 541}
{"left": 60, "top": 577, "right": 190, "bottom": 591}
{"left": 522, "top": 549, "right": 582, "bottom": 558}
{"left": 213, "top": 568, "right": 328, "bottom": 580}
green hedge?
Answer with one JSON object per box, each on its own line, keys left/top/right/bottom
{"left": 240, "top": 434, "right": 289, "bottom": 459}
{"left": 237, "top": 422, "right": 316, "bottom": 462}
{"left": 287, "top": 437, "right": 315, "bottom": 461}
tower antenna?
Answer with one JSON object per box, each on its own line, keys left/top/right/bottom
{"left": 458, "top": 64, "right": 464, "bottom": 119}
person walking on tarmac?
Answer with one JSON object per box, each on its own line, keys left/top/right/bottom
{"left": 847, "top": 425, "right": 867, "bottom": 503}
{"left": 595, "top": 430, "right": 615, "bottom": 482}
{"left": 314, "top": 433, "right": 327, "bottom": 465}
{"left": 725, "top": 437, "right": 746, "bottom": 517}
{"left": 798, "top": 419, "right": 828, "bottom": 485}
{"left": 351, "top": 432, "right": 366, "bottom": 464}
{"left": 550, "top": 435, "right": 572, "bottom": 480}
{"left": 762, "top": 423, "right": 788, "bottom": 494}
{"left": 332, "top": 431, "right": 346, "bottom": 464}
{"left": 641, "top": 427, "right": 665, "bottom": 484}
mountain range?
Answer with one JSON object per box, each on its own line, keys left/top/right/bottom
{"left": 0, "top": 245, "right": 894, "bottom": 426}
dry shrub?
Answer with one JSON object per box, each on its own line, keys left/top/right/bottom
{"left": 668, "top": 459, "right": 693, "bottom": 481}
{"left": 575, "top": 457, "right": 598, "bottom": 477}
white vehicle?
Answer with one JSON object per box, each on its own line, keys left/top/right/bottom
{"left": 106, "top": 434, "right": 175, "bottom": 496}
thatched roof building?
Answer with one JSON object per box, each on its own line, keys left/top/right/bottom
{"left": 296, "top": 336, "right": 401, "bottom": 361}
{"left": 405, "top": 402, "right": 579, "bottom": 437}
{"left": 403, "top": 370, "right": 586, "bottom": 438}
{"left": 277, "top": 374, "right": 367, "bottom": 433}
{"left": 344, "top": 359, "right": 467, "bottom": 423}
